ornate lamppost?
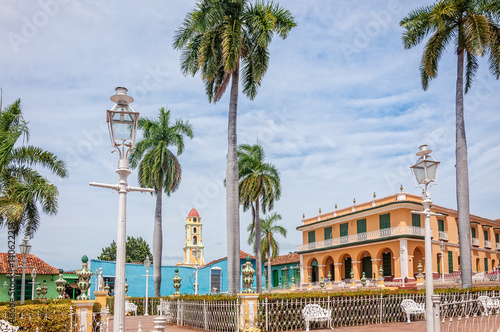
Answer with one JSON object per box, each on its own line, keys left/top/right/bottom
{"left": 143, "top": 256, "right": 151, "bottom": 315}
{"left": 30, "top": 268, "right": 37, "bottom": 300}
{"left": 192, "top": 246, "right": 201, "bottom": 295}
{"left": 410, "top": 144, "right": 441, "bottom": 332}
{"left": 19, "top": 237, "right": 31, "bottom": 304}
{"left": 90, "top": 87, "right": 154, "bottom": 332}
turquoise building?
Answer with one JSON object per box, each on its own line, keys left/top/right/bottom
{"left": 89, "top": 250, "right": 262, "bottom": 297}
{"left": 267, "top": 252, "right": 300, "bottom": 288}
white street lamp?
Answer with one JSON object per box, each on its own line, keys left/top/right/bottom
{"left": 90, "top": 87, "right": 154, "bottom": 332}
{"left": 19, "top": 237, "right": 31, "bottom": 304}
{"left": 410, "top": 144, "right": 441, "bottom": 332}
{"left": 144, "top": 256, "right": 151, "bottom": 316}
{"left": 30, "top": 268, "right": 37, "bottom": 300}
{"left": 192, "top": 246, "right": 201, "bottom": 295}
{"left": 439, "top": 241, "right": 446, "bottom": 283}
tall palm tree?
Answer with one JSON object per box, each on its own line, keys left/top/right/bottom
{"left": 400, "top": 0, "right": 500, "bottom": 289}
{"left": 129, "top": 107, "right": 193, "bottom": 297}
{"left": 238, "top": 144, "right": 280, "bottom": 293}
{"left": 0, "top": 99, "right": 68, "bottom": 236}
{"left": 248, "top": 212, "right": 286, "bottom": 292}
{"left": 173, "top": 0, "right": 295, "bottom": 294}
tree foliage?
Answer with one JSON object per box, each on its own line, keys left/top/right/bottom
{"left": 0, "top": 99, "right": 68, "bottom": 237}
{"left": 98, "top": 236, "right": 153, "bottom": 263}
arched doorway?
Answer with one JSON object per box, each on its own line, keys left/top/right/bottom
{"left": 382, "top": 252, "right": 392, "bottom": 276}
{"left": 413, "top": 247, "right": 424, "bottom": 277}
{"left": 325, "top": 257, "right": 334, "bottom": 281}
{"left": 343, "top": 256, "right": 352, "bottom": 279}
{"left": 311, "top": 260, "right": 319, "bottom": 282}
{"left": 272, "top": 269, "right": 279, "bottom": 287}
{"left": 361, "top": 251, "right": 372, "bottom": 279}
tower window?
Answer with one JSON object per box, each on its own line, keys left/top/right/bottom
{"left": 193, "top": 236, "right": 198, "bottom": 245}
{"left": 193, "top": 227, "right": 197, "bottom": 234}
{"left": 193, "top": 218, "right": 197, "bottom": 222}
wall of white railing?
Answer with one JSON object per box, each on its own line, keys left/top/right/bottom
{"left": 297, "top": 226, "right": 425, "bottom": 251}
{"left": 472, "top": 238, "right": 480, "bottom": 246}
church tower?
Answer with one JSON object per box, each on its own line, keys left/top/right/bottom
{"left": 182, "top": 208, "right": 205, "bottom": 266}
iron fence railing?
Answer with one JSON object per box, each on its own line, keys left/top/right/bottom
{"left": 165, "top": 298, "right": 239, "bottom": 332}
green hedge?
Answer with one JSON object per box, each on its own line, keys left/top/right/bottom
{"left": 0, "top": 300, "right": 73, "bottom": 332}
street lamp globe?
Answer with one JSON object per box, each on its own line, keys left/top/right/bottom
{"left": 19, "top": 237, "right": 31, "bottom": 255}
{"left": 410, "top": 145, "right": 440, "bottom": 188}
{"left": 106, "top": 87, "right": 140, "bottom": 159}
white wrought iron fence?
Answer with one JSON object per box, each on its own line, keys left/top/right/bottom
{"left": 256, "top": 293, "right": 427, "bottom": 331}
{"left": 439, "top": 291, "right": 500, "bottom": 331}
{"left": 165, "top": 298, "right": 239, "bottom": 332}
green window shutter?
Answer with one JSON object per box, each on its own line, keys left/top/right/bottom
{"left": 471, "top": 228, "right": 476, "bottom": 238}
{"left": 324, "top": 227, "right": 332, "bottom": 240}
{"left": 308, "top": 231, "right": 315, "bottom": 243}
{"left": 496, "top": 233, "right": 499, "bottom": 244}
{"left": 340, "top": 223, "right": 348, "bottom": 237}
{"left": 412, "top": 214, "right": 421, "bottom": 227}
{"left": 357, "top": 219, "right": 366, "bottom": 233}
{"left": 379, "top": 214, "right": 390, "bottom": 229}
{"left": 484, "top": 258, "right": 489, "bottom": 272}
{"left": 484, "top": 230, "right": 488, "bottom": 241}
{"left": 448, "top": 251, "right": 453, "bottom": 274}
{"left": 438, "top": 219, "right": 444, "bottom": 232}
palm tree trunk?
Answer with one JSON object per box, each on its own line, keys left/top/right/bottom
{"left": 153, "top": 187, "right": 163, "bottom": 297}
{"left": 254, "top": 198, "right": 262, "bottom": 293}
{"left": 226, "top": 67, "right": 240, "bottom": 294}
{"left": 456, "top": 48, "right": 472, "bottom": 289}
{"left": 267, "top": 240, "right": 272, "bottom": 292}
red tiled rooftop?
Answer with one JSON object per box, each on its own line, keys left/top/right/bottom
{"left": 187, "top": 208, "right": 200, "bottom": 217}
{"left": 0, "top": 253, "right": 59, "bottom": 275}
{"left": 270, "top": 252, "right": 300, "bottom": 265}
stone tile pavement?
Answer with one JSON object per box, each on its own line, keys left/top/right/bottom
{"left": 116, "top": 316, "right": 427, "bottom": 331}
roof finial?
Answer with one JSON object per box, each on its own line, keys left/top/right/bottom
{"left": 373, "top": 192, "right": 376, "bottom": 199}
{"left": 353, "top": 198, "right": 356, "bottom": 205}
{"left": 302, "top": 213, "right": 305, "bottom": 219}
{"left": 400, "top": 184, "right": 404, "bottom": 192}
{"left": 319, "top": 208, "right": 321, "bottom": 214}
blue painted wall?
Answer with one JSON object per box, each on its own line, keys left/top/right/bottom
{"left": 89, "top": 257, "right": 264, "bottom": 298}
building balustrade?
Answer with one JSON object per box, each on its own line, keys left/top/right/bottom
{"left": 297, "top": 226, "right": 425, "bottom": 252}
{"left": 496, "top": 243, "right": 500, "bottom": 251}
{"left": 484, "top": 240, "right": 492, "bottom": 249}
{"left": 472, "top": 238, "right": 480, "bottom": 247}
{"left": 438, "top": 231, "right": 448, "bottom": 241}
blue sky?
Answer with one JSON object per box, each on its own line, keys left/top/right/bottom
{"left": 1, "top": 0, "right": 499, "bottom": 270}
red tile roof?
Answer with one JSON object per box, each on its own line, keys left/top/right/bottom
{"left": 187, "top": 208, "right": 200, "bottom": 217}
{"left": 204, "top": 250, "right": 255, "bottom": 267}
{"left": 0, "top": 253, "right": 60, "bottom": 275}
{"left": 269, "top": 252, "right": 300, "bottom": 266}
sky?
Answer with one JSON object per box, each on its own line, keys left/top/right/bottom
{"left": 1, "top": 0, "right": 499, "bottom": 271}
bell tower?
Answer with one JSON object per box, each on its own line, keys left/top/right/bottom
{"left": 183, "top": 208, "right": 205, "bottom": 266}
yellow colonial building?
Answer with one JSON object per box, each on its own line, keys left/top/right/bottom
{"left": 297, "top": 190, "right": 500, "bottom": 284}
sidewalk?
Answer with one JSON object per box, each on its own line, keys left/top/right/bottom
{"left": 116, "top": 316, "right": 426, "bottom": 331}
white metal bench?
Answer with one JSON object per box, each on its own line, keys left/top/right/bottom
{"left": 157, "top": 299, "right": 172, "bottom": 321}
{"left": 125, "top": 302, "right": 138, "bottom": 316}
{"left": 472, "top": 272, "right": 485, "bottom": 282}
{"left": 400, "top": 299, "right": 425, "bottom": 323}
{"left": 0, "top": 320, "right": 19, "bottom": 332}
{"left": 301, "top": 304, "right": 332, "bottom": 331}
{"left": 478, "top": 295, "right": 500, "bottom": 316}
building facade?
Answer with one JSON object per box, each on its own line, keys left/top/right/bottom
{"left": 297, "top": 191, "right": 500, "bottom": 284}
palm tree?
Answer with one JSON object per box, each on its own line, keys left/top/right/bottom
{"left": 238, "top": 144, "right": 280, "bottom": 293}
{"left": 173, "top": 0, "right": 295, "bottom": 294}
{"left": 0, "top": 99, "right": 68, "bottom": 236}
{"left": 400, "top": 0, "right": 500, "bottom": 289}
{"left": 129, "top": 107, "right": 193, "bottom": 297}
{"left": 248, "top": 212, "right": 286, "bottom": 292}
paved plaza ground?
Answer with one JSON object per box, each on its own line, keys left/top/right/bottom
{"left": 117, "top": 315, "right": 427, "bottom": 331}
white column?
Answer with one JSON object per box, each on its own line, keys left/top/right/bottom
{"left": 400, "top": 239, "right": 409, "bottom": 280}
{"left": 299, "top": 255, "right": 304, "bottom": 284}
